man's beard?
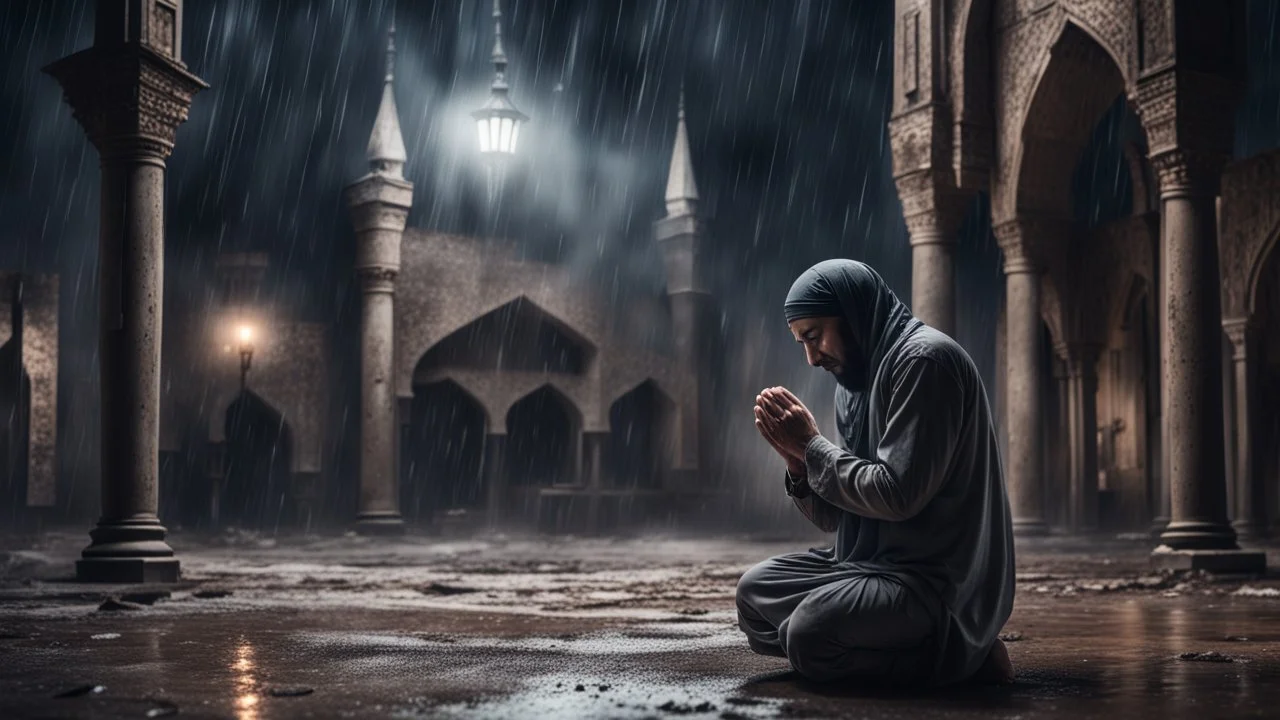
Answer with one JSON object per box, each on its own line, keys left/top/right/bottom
{"left": 831, "top": 359, "right": 867, "bottom": 392}
{"left": 831, "top": 322, "right": 867, "bottom": 391}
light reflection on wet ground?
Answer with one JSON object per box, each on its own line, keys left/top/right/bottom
{"left": 2, "top": 597, "right": 1279, "bottom": 719}
{"left": 3, "top": 534, "right": 1280, "bottom": 718}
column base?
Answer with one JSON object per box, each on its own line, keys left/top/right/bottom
{"left": 1150, "top": 547, "right": 1266, "bottom": 574}
{"left": 76, "top": 519, "right": 179, "bottom": 583}
{"left": 1232, "top": 519, "right": 1269, "bottom": 541}
{"left": 1149, "top": 517, "right": 1168, "bottom": 537}
{"left": 1012, "top": 519, "right": 1050, "bottom": 536}
{"left": 355, "top": 512, "right": 404, "bottom": 536}
{"left": 1157, "top": 520, "right": 1238, "bottom": 550}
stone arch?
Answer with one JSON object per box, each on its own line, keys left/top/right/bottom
{"left": 505, "top": 384, "right": 581, "bottom": 489}
{"left": 1011, "top": 19, "right": 1130, "bottom": 223}
{"left": 417, "top": 295, "right": 596, "bottom": 377}
{"left": 605, "top": 379, "right": 677, "bottom": 490}
{"left": 402, "top": 379, "right": 489, "bottom": 523}
{"left": 220, "top": 390, "right": 294, "bottom": 531}
{"left": 1247, "top": 222, "right": 1280, "bottom": 318}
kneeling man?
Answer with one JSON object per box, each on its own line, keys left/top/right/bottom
{"left": 739, "top": 259, "right": 1015, "bottom": 687}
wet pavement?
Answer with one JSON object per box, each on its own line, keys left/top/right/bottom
{"left": 2, "top": 531, "right": 1280, "bottom": 718}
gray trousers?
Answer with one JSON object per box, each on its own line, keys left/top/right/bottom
{"left": 736, "top": 551, "right": 940, "bottom": 684}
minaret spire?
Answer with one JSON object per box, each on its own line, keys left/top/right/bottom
{"left": 491, "top": 0, "right": 508, "bottom": 91}
{"left": 367, "top": 21, "right": 407, "bottom": 178}
{"left": 664, "top": 82, "right": 699, "bottom": 217}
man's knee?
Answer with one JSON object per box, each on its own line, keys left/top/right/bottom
{"left": 734, "top": 556, "right": 781, "bottom": 616}
{"left": 783, "top": 579, "right": 935, "bottom": 683}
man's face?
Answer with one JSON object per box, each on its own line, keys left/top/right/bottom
{"left": 788, "top": 316, "right": 849, "bottom": 376}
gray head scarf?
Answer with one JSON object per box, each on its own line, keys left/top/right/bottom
{"left": 783, "top": 259, "right": 920, "bottom": 455}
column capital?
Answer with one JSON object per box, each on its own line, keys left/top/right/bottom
{"left": 44, "top": 45, "right": 207, "bottom": 160}
{"left": 993, "top": 220, "right": 1037, "bottom": 275}
{"left": 1222, "top": 316, "right": 1258, "bottom": 358}
{"left": 357, "top": 266, "right": 398, "bottom": 293}
{"left": 1150, "top": 148, "right": 1228, "bottom": 199}
{"left": 895, "top": 169, "right": 968, "bottom": 244}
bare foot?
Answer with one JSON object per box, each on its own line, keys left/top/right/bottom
{"left": 972, "top": 638, "right": 1015, "bottom": 685}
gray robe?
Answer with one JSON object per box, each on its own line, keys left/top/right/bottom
{"left": 737, "top": 260, "right": 1015, "bottom": 686}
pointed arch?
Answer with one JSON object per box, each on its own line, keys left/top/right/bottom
{"left": 1012, "top": 18, "right": 1131, "bottom": 220}
{"left": 416, "top": 295, "right": 595, "bottom": 377}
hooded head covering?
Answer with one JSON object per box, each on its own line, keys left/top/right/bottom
{"left": 783, "top": 259, "right": 920, "bottom": 454}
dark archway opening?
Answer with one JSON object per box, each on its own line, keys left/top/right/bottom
{"left": 1255, "top": 241, "right": 1280, "bottom": 528}
{"left": 606, "top": 381, "right": 674, "bottom": 490}
{"left": 402, "top": 380, "right": 487, "bottom": 524}
{"left": 506, "top": 386, "right": 577, "bottom": 490}
{"left": 221, "top": 391, "right": 293, "bottom": 532}
{"left": 0, "top": 350, "right": 29, "bottom": 530}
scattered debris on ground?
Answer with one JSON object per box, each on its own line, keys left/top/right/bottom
{"left": 999, "top": 631, "right": 1024, "bottom": 642}
{"left": 1178, "top": 651, "right": 1235, "bottom": 663}
{"left": 97, "top": 598, "right": 146, "bottom": 612}
{"left": 268, "top": 686, "right": 314, "bottom": 697}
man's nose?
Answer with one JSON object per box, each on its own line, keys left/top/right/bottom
{"left": 805, "top": 346, "right": 821, "bottom": 367}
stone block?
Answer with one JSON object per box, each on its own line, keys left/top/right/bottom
{"left": 1149, "top": 547, "right": 1266, "bottom": 574}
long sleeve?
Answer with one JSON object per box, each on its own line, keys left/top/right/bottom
{"left": 786, "top": 471, "right": 843, "bottom": 532}
{"left": 803, "top": 357, "right": 964, "bottom": 522}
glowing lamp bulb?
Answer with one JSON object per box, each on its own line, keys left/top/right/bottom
{"left": 238, "top": 325, "right": 253, "bottom": 343}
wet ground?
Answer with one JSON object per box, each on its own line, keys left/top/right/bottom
{"left": 2, "top": 531, "right": 1280, "bottom": 718}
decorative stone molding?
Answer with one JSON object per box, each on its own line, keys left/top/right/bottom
{"left": 44, "top": 45, "right": 206, "bottom": 160}
{"left": 889, "top": 104, "right": 950, "bottom": 178}
{"left": 1218, "top": 149, "right": 1280, "bottom": 318}
{"left": 895, "top": 170, "right": 968, "bottom": 243}
{"left": 357, "top": 266, "right": 399, "bottom": 293}
{"left": 1221, "top": 316, "right": 1257, "bottom": 360}
{"left": 1150, "top": 148, "right": 1228, "bottom": 198}
{"left": 993, "top": 219, "right": 1038, "bottom": 274}
{"left": 1138, "top": 0, "right": 1174, "bottom": 71}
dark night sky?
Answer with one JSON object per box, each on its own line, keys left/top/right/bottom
{"left": 1, "top": 1, "right": 1279, "bottom": 522}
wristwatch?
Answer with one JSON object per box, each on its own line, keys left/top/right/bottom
{"left": 784, "top": 469, "right": 812, "bottom": 499}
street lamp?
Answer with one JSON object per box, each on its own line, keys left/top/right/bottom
{"left": 237, "top": 324, "right": 254, "bottom": 393}
{"left": 471, "top": 0, "right": 527, "bottom": 205}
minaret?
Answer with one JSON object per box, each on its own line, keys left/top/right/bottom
{"left": 654, "top": 86, "right": 714, "bottom": 481}
{"left": 345, "top": 23, "right": 413, "bottom": 535}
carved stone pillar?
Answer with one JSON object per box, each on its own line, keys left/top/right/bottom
{"left": 894, "top": 170, "right": 967, "bottom": 338}
{"left": 45, "top": 1, "right": 206, "bottom": 583}
{"left": 354, "top": 266, "right": 402, "bottom": 534}
{"left": 1149, "top": 150, "right": 1238, "bottom": 551}
{"left": 581, "top": 431, "right": 608, "bottom": 534}
{"left": 994, "top": 220, "right": 1046, "bottom": 535}
{"left": 1223, "top": 318, "right": 1266, "bottom": 539}
{"left": 1065, "top": 344, "right": 1102, "bottom": 532}
{"left": 482, "top": 433, "right": 507, "bottom": 528}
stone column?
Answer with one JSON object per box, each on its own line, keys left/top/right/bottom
{"left": 1145, "top": 149, "right": 1261, "bottom": 570}
{"left": 994, "top": 221, "right": 1047, "bottom": 535}
{"left": 1223, "top": 318, "right": 1266, "bottom": 539}
{"left": 345, "top": 170, "right": 411, "bottom": 535}
{"left": 1151, "top": 151, "right": 1235, "bottom": 549}
{"left": 896, "top": 172, "right": 967, "bottom": 337}
{"left": 1066, "top": 344, "right": 1101, "bottom": 532}
{"left": 581, "top": 431, "right": 608, "bottom": 533}
{"left": 482, "top": 433, "right": 507, "bottom": 528}
{"left": 45, "top": 3, "right": 207, "bottom": 583}
{"left": 1052, "top": 353, "right": 1071, "bottom": 528}
{"left": 355, "top": 267, "right": 402, "bottom": 534}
